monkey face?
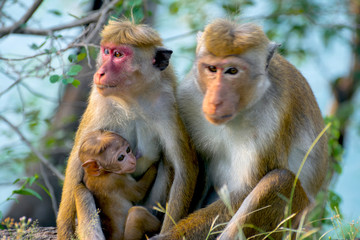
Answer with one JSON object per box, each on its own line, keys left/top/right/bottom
{"left": 104, "top": 138, "right": 137, "bottom": 175}
{"left": 197, "top": 55, "right": 260, "bottom": 125}
{"left": 93, "top": 43, "right": 140, "bottom": 97}
{"left": 81, "top": 132, "right": 137, "bottom": 176}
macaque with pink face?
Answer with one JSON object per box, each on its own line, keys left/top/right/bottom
{"left": 78, "top": 130, "right": 160, "bottom": 240}
{"left": 57, "top": 20, "right": 197, "bottom": 240}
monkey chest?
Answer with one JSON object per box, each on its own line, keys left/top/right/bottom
{"left": 127, "top": 122, "right": 161, "bottom": 177}
{"left": 203, "top": 129, "right": 261, "bottom": 193}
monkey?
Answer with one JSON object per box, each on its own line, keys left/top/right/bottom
{"left": 151, "top": 19, "right": 328, "bottom": 240}
{"left": 77, "top": 130, "right": 160, "bottom": 240}
{"left": 124, "top": 206, "right": 162, "bottom": 240}
{"left": 56, "top": 19, "right": 198, "bottom": 240}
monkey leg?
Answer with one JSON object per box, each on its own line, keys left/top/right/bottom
{"left": 74, "top": 183, "right": 105, "bottom": 240}
{"left": 124, "top": 206, "right": 161, "bottom": 240}
{"left": 218, "top": 169, "right": 310, "bottom": 240}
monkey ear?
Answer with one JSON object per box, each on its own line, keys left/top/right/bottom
{"left": 266, "top": 42, "right": 281, "bottom": 70}
{"left": 153, "top": 47, "right": 173, "bottom": 71}
{"left": 82, "top": 160, "right": 102, "bottom": 177}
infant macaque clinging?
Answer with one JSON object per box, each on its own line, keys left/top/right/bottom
{"left": 78, "top": 130, "right": 160, "bottom": 240}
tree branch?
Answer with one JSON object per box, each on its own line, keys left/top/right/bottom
{"left": 0, "top": 0, "right": 44, "bottom": 38}
{"left": 0, "top": 43, "right": 99, "bottom": 61}
{"left": 0, "top": 0, "right": 122, "bottom": 38}
{"left": 40, "top": 163, "right": 58, "bottom": 217}
{"left": 0, "top": 115, "right": 65, "bottom": 181}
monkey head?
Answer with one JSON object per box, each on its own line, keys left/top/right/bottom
{"left": 195, "top": 19, "right": 279, "bottom": 125}
{"left": 93, "top": 20, "right": 173, "bottom": 98}
{"left": 80, "top": 130, "right": 137, "bottom": 176}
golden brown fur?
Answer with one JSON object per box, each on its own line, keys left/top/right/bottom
{"left": 57, "top": 19, "right": 198, "bottom": 240}
{"left": 78, "top": 130, "right": 158, "bottom": 240}
{"left": 79, "top": 130, "right": 124, "bottom": 157}
{"left": 101, "top": 19, "right": 163, "bottom": 47}
{"left": 152, "top": 19, "right": 327, "bottom": 240}
{"left": 203, "top": 19, "right": 268, "bottom": 56}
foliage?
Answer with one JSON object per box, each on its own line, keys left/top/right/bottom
{"left": 0, "top": 216, "right": 39, "bottom": 239}
{"left": 0, "top": 0, "right": 358, "bottom": 236}
{"left": 0, "top": 174, "right": 49, "bottom": 227}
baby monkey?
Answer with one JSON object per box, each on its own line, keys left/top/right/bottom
{"left": 78, "top": 130, "right": 160, "bottom": 240}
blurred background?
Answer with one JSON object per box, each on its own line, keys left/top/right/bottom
{"left": 0, "top": 0, "right": 359, "bottom": 238}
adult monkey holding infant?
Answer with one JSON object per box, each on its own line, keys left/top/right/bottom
{"left": 152, "top": 19, "right": 328, "bottom": 239}
{"left": 56, "top": 19, "right": 198, "bottom": 240}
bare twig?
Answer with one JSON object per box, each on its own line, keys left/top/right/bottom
{"left": 0, "top": 115, "right": 65, "bottom": 181}
{"left": 0, "top": 0, "right": 44, "bottom": 38}
{"left": 0, "top": 43, "right": 99, "bottom": 61}
{"left": 20, "top": 82, "right": 59, "bottom": 102}
{"left": 85, "top": 0, "right": 122, "bottom": 43}
{"left": 0, "top": 0, "right": 7, "bottom": 13}
{"left": 0, "top": 0, "right": 123, "bottom": 38}
{"left": 40, "top": 162, "right": 58, "bottom": 217}
{"left": 0, "top": 77, "right": 22, "bottom": 97}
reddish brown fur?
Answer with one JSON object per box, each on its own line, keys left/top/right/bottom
{"left": 154, "top": 19, "right": 328, "bottom": 240}
{"left": 79, "top": 130, "right": 125, "bottom": 158}
{"left": 101, "top": 19, "right": 163, "bottom": 47}
{"left": 203, "top": 19, "right": 268, "bottom": 56}
{"left": 125, "top": 206, "right": 161, "bottom": 240}
{"left": 57, "top": 19, "right": 198, "bottom": 240}
{"left": 78, "top": 130, "right": 158, "bottom": 240}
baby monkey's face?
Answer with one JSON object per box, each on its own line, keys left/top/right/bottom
{"left": 103, "top": 136, "right": 137, "bottom": 174}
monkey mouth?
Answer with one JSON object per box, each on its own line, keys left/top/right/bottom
{"left": 204, "top": 113, "right": 234, "bottom": 125}
{"left": 96, "top": 84, "right": 117, "bottom": 89}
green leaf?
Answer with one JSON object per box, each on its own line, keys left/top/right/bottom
{"left": 50, "top": 75, "right": 60, "bottom": 83}
{"left": 169, "top": 2, "right": 180, "bottom": 14}
{"left": 6, "top": 197, "right": 18, "bottom": 203}
{"left": 72, "top": 79, "right": 81, "bottom": 88}
{"left": 48, "top": 9, "right": 62, "bottom": 16}
{"left": 62, "top": 77, "right": 74, "bottom": 84}
{"left": 77, "top": 52, "right": 86, "bottom": 62}
{"left": 30, "top": 43, "right": 39, "bottom": 50}
{"left": 35, "top": 182, "right": 52, "bottom": 198}
{"left": 13, "top": 188, "right": 42, "bottom": 200}
{"left": 28, "top": 175, "right": 38, "bottom": 186}
{"left": 67, "top": 64, "right": 83, "bottom": 76}
{"left": 68, "top": 54, "right": 77, "bottom": 63}
{"left": 13, "top": 178, "right": 20, "bottom": 184}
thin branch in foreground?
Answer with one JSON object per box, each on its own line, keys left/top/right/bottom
{"left": 0, "top": 42, "right": 99, "bottom": 62}
{"left": 40, "top": 162, "right": 58, "bottom": 217}
{"left": 0, "top": 0, "right": 44, "bottom": 38}
{"left": 0, "top": 0, "right": 123, "bottom": 38}
{"left": 0, "top": 115, "right": 65, "bottom": 181}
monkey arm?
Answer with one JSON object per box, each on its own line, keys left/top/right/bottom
{"left": 56, "top": 148, "right": 83, "bottom": 239}
{"left": 127, "top": 164, "right": 158, "bottom": 202}
{"left": 152, "top": 198, "right": 233, "bottom": 240}
{"left": 74, "top": 183, "right": 105, "bottom": 240}
{"left": 157, "top": 116, "right": 199, "bottom": 233}
{"left": 57, "top": 108, "right": 105, "bottom": 240}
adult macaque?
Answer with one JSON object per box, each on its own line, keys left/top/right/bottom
{"left": 153, "top": 19, "right": 328, "bottom": 239}
{"left": 57, "top": 19, "right": 198, "bottom": 240}
{"left": 78, "top": 130, "right": 160, "bottom": 240}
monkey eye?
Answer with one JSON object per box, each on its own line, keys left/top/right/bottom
{"left": 225, "top": 67, "right": 238, "bottom": 75}
{"left": 104, "top": 48, "right": 110, "bottom": 55}
{"left": 207, "top": 65, "right": 217, "bottom": 73}
{"left": 126, "top": 147, "right": 131, "bottom": 153}
{"left": 114, "top": 51, "right": 123, "bottom": 58}
{"left": 118, "top": 154, "right": 125, "bottom": 161}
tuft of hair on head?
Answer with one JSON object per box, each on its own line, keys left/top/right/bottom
{"left": 203, "top": 19, "right": 269, "bottom": 57}
{"left": 79, "top": 130, "right": 123, "bottom": 161}
{"left": 100, "top": 18, "right": 163, "bottom": 47}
